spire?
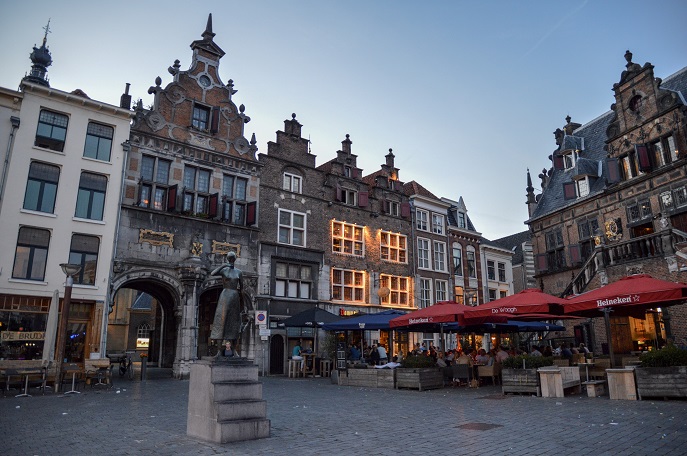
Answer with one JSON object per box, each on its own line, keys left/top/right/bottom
{"left": 526, "top": 168, "right": 537, "bottom": 216}
{"left": 203, "top": 13, "right": 216, "bottom": 41}
{"left": 23, "top": 20, "right": 52, "bottom": 87}
{"left": 190, "top": 13, "right": 225, "bottom": 59}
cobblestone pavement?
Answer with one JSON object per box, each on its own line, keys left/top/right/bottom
{"left": 1, "top": 371, "right": 686, "bottom": 456}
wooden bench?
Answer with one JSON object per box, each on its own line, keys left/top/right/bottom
{"left": 582, "top": 380, "right": 607, "bottom": 397}
{"left": 539, "top": 366, "right": 581, "bottom": 398}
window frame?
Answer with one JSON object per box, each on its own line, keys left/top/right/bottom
{"left": 417, "top": 237, "right": 430, "bottom": 269}
{"left": 182, "top": 165, "right": 212, "bottom": 215}
{"left": 419, "top": 278, "right": 432, "bottom": 308}
{"left": 433, "top": 241, "right": 446, "bottom": 272}
{"left": 340, "top": 188, "right": 358, "bottom": 206}
{"left": 274, "top": 261, "right": 313, "bottom": 299}
{"left": 35, "top": 109, "right": 68, "bottom": 152}
{"left": 435, "top": 279, "right": 448, "bottom": 303}
{"left": 331, "top": 268, "right": 365, "bottom": 302}
{"left": 380, "top": 231, "right": 407, "bottom": 263}
{"left": 139, "top": 155, "right": 171, "bottom": 211}
{"left": 416, "top": 209, "right": 429, "bottom": 231}
{"left": 75, "top": 172, "right": 107, "bottom": 221}
{"left": 498, "top": 262, "right": 506, "bottom": 282}
{"left": 222, "top": 174, "right": 249, "bottom": 224}
{"left": 452, "top": 242, "right": 463, "bottom": 277}
{"left": 545, "top": 228, "right": 566, "bottom": 271}
{"left": 12, "top": 226, "right": 50, "bottom": 281}
{"left": 83, "top": 121, "right": 114, "bottom": 161}
{"left": 432, "top": 213, "right": 445, "bottom": 235}
{"left": 282, "top": 172, "right": 302, "bottom": 194}
{"left": 380, "top": 274, "right": 409, "bottom": 306}
{"left": 192, "top": 104, "right": 211, "bottom": 131}
{"left": 278, "top": 209, "right": 306, "bottom": 246}
{"left": 68, "top": 233, "right": 100, "bottom": 285}
{"left": 332, "top": 221, "right": 364, "bottom": 256}
{"left": 466, "top": 246, "right": 476, "bottom": 278}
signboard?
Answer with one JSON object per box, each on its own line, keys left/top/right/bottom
{"left": 255, "top": 310, "right": 268, "bottom": 326}
{"left": 1, "top": 331, "right": 45, "bottom": 341}
{"left": 259, "top": 328, "right": 271, "bottom": 337}
{"left": 336, "top": 341, "right": 347, "bottom": 371}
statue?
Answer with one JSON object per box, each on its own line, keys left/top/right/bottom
{"left": 209, "top": 251, "right": 243, "bottom": 356}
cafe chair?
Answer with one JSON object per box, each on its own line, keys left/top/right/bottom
{"left": 451, "top": 364, "right": 471, "bottom": 387}
{"left": 2, "top": 369, "right": 24, "bottom": 397}
{"left": 477, "top": 364, "right": 501, "bottom": 385}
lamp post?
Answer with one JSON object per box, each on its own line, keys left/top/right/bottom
{"left": 54, "top": 263, "right": 81, "bottom": 393}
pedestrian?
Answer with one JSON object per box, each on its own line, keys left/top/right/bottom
{"left": 377, "top": 343, "right": 388, "bottom": 365}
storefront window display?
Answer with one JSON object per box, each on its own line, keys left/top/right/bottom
{"left": 0, "top": 311, "right": 48, "bottom": 360}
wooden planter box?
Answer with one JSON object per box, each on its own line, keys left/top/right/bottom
{"left": 607, "top": 368, "right": 637, "bottom": 400}
{"left": 396, "top": 368, "right": 443, "bottom": 391}
{"left": 338, "top": 368, "right": 396, "bottom": 389}
{"left": 538, "top": 366, "right": 581, "bottom": 398}
{"left": 502, "top": 368, "right": 540, "bottom": 396}
{"left": 635, "top": 366, "right": 687, "bottom": 400}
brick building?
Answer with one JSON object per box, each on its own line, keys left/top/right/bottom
{"left": 526, "top": 52, "right": 687, "bottom": 353}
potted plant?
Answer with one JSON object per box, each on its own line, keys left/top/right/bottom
{"left": 501, "top": 355, "right": 554, "bottom": 395}
{"left": 396, "top": 355, "right": 443, "bottom": 391}
{"left": 635, "top": 345, "right": 687, "bottom": 400}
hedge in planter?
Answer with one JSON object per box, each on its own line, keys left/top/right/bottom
{"left": 397, "top": 355, "right": 443, "bottom": 391}
{"left": 635, "top": 345, "right": 687, "bottom": 400}
{"left": 501, "top": 355, "right": 554, "bottom": 395}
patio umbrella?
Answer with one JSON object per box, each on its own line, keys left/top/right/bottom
{"left": 389, "top": 301, "right": 484, "bottom": 329}
{"left": 322, "top": 309, "right": 406, "bottom": 331}
{"left": 563, "top": 274, "right": 687, "bottom": 367}
{"left": 277, "top": 307, "right": 339, "bottom": 356}
{"left": 41, "top": 289, "right": 60, "bottom": 367}
{"left": 462, "top": 288, "right": 567, "bottom": 324}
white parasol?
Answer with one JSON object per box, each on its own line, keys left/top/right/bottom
{"left": 42, "top": 289, "right": 60, "bottom": 366}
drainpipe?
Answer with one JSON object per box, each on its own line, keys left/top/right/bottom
{"left": 0, "top": 116, "right": 20, "bottom": 213}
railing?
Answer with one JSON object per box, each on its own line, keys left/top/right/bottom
{"left": 561, "top": 228, "right": 687, "bottom": 297}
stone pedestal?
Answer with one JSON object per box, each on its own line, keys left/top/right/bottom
{"left": 187, "top": 357, "right": 270, "bottom": 443}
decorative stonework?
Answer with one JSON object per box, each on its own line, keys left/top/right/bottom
{"left": 212, "top": 240, "right": 240, "bottom": 256}
{"left": 189, "top": 132, "right": 214, "bottom": 149}
{"left": 139, "top": 229, "right": 174, "bottom": 247}
{"left": 191, "top": 242, "right": 203, "bottom": 256}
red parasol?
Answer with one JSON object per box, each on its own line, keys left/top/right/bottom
{"left": 388, "top": 301, "right": 507, "bottom": 329}
{"left": 462, "top": 288, "right": 566, "bottom": 324}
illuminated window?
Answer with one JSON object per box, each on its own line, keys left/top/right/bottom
{"left": 417, "top": 238, "right": 430, "bottom": 269}
{"left": 139, "top": 156, "right": 171, "bottom": 210}
{"left": 380, "top": 274, "right": 409, "bottom": 306}
{"left": 454, "top": 286, "right": 464, "bottom": 304}
{"left": 222, "top": 175, "right": 249, "bottom": 224}
{"left": 380, "top": 231, "right": 407, "bottom": 263}
{"left": 183, "top": 166, "right": 211, "bottom": 214}
{"left": 332, "top": 221, "right": 363, "bottom": 256}
{"left": 331, "top": 268, "right": 364, "bottom": 302}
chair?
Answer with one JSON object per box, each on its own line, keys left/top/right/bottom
{"left": 589, "top": 358, "right": 611, "bottom": 380}
{"left": 478, "top": 364, "right": 501, "bottom": 385}
{"left": 288, "top": 359, "right": 303, "bottom": 378}
{"left": 451, "top": 364, "right": 471, "bottom": 386}
{"left": 319, "top": 360, "right": 332, "bottom": 378}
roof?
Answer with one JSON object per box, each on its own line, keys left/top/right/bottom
{"left": 529, "top": 64, "right": 687, "bottom": 222}
{"left": 491, "top": 230, "right": 531, "bottom": 265}
{"left": 403, "top": 180, "right": 438, "bottom": 199}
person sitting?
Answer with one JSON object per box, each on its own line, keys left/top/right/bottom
{"left": 292, "top": 341, "right": 304, "bottom": 369}
{"left": 436, "top": 352, "right": 448, "bottom": 368}
{"left": 223, "top": 341, "right": 237, "bottom": 357}
{"left": 530, "top": 345, "right": 543, "bottom": 357}
{"left": 377, "top": 344, "right": 388, "bottom": 365}
{"left": 495, "top": 345, "right": 510, "bottom": 363}
{"left": 445, "top": 349, "right": 455, "bottom": 365}
{"left": 542, "top": 345, "right": 553, "bottom": 357}
{"left": 475, "top": 349, "right": 489, "bottom": 365}
{"left": 456, "top": 348, "right": 473, "bottom": 366}
{"left": 349, "top": 344, "right": 361, "bottom": 362}
{"left": 578, "top": 343, "right": 590, "bottom": 354}
{"left": 560, "top": 343, "right": 573, "bottom": 362}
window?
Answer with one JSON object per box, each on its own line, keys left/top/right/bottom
{"left": 75, "top": 172, "right": 107, "bottom": 220}
{"left": 500, "top": 290, "right": 508, "bottom": 299}
{"left": 387, "top": 201, "right": 400, "bottom": 216}
{"left": 183, "top": 166, "right": 211, "bottom": 214}
{"left": 139, "top": 156, "right": 171, "bottom": 210}
{"left": 576, "top": 177, "right": 590, "bottom": 197}
{"left": 457, "top": 212, "right": 466, "bottom": 229}
{"left": 83, "top": 122, "right": 113, "bottom": 161}
{"left": 417, "top": 238, "right": 430, "bottom": 269}
{"left": 380, "top": 231, "right": 407, "bottom": 263}
{"left": 488, "top": 289, "right": 497, "bottom": 302}
{"left": 331, "top": 268, "right": 364, "bottom": 302}
{"left": 627, "top": 199, "right": 652, "bottom": 224}
{"left": 340, "top": 188, "right": 357, "bottom": 206}
{"left": 487, "top": 260, "right": 495, "bottom": 280}
{"left": 545, "top": 229, "right": 566, "bottom": 271}
{"left": 419, "top": 278, "right": 432, "bottom": 308}
{"left": 192, "top": 104, "right": 210, "bottom": 130}
{"left": 137, "top": 323, "right": 151, "bottom": 339}
{"left": 466, "top": 247, "right": 476, "bottom": 278}
{"left": 465, "top": 290, "right": 478, "bottom": 306}
{"left": 68, "top": 234, "right": 99, "bottom": 285}
{"left": 433, "top": 241, "right": 446, "bottom": 271}
{"left": 275, "top": 262, "right": 312, "bottom": 299}
{"left": 380, "top": 274, "right": 409, "bottom": 306}
{"left": 278, "top": 209, "right": 305, "bottom": 246}
{"left": 432, "top": 214, "right": 445, "bottom": 235}
{"left": 283, "top": 172, "right": 302, "bottom": 193}
{"left": 435, "top": 280, "right": 447, "bottom": 302}
{"left": 452, "top": 243, "right": 462, "bottom": 276}
{"left": 35, "top": 109, "right": 68, "bottom": 151}
{"left": 454, "top": 286, "right": 464, "bottom": 304}
{"left": 577, "top": 218, "right": 599, "bottom": 260}
{"left": 416, "top": 209, "right": 428, "bottom": 231}
{"left": 620, "top": 152, "right": 643, "bottom": 181}
{"left": 222, "top": 175, "right": 249, "bottom": 224}
{"left": 23, "top": 162, "right": 59, "bottom": 213}
{"left": 651, "top": 135, "right": 679, "bottom": 168}
{"left": 12, "top": 227, "right": 50, "bottom": 281}
{"left": 331, "top": 221, "right": 364, "bottom": 256}
{"left": 498, "top": 262, "right": 506, "bottom": 282}
{"left": 563, "top": 151, "right": 576, "bottom": 169}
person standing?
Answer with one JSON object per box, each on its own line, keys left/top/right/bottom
{"left": 377, "top": 344, "right": 388, "bottom": 365}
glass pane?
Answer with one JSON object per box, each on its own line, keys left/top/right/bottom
{"left": 40, "top": 183, "right": 56, "bottom": 213}
{"left": 344, "top": 271, "right": 352, "bottom": 285}
{"left": 75, "top": 189, "right": 90, "bottom": 218}
{"left": 288, "top": 282, "right": 298, "bottom": 297}
{"left": 141, "top": 157, "right": 155, "bottom": 181}
{"left": 300, "top": 283, "right": 310, "bottom": 299}
{"left": 279, "top": 227, "right": 289, "bottom": 243}
{"left": 156, "top": 160, "right": 170, "bottom": 184}
{"left": 293, "top": 214, "right": 304, "bottom": 229}
{"left": 354, "top": 273, "right": 362, "bottom": 286}
{"left": 153, "top": 188, "right": 165, "bottom": 210}
{"left": 280, "top": 211, "right": 291, "bottom": 225}
{"left": 354, "top": 289, "right": 363, "bottom": 301}
{"left": 332, "top": 269, "right": 341, "bottom": 284}
{"left": 198, "top": 170, "right": 210, "bottom": 193}
{"left": 23, "top": 180, "right": 40, "bottom": 210}
{"left": 91, "top": 191, "right": 105, "bottom": 220}
{"left": 184, "top": 167, "right": 195, "bottom": 189}
{"left": 333, "top": 223, "right": 341, "bottom": 237}
{"left": 300, "top": 266, "right": 311, "bottom": 280}
{"left": 275, "top": 262, "right": 287, "bottom": 277}
{"left": 12, "top": 246, "right": 30, "bottom": 278}
{"left": 223, "top": 175, "right": 234, "bottom": 197}
{"left": 292, "top": 230, "right": 303, "bottom": 246}
{"left": 84, "top": 135, "right": 99, "bottom": 158}
{"left": 30, "top": 248, "right": 47, "bottom": 280}
{"left": 234, "top": 204, "right": 245, "bottom": 224}
{"left": 275, "top": 280, "right": 286, "bottom": 296}
{"left": 235, "top": 178, "right": 247, "bottom": 200}
{"left": 97, "top": 138, "right": 112, "bottom": 161}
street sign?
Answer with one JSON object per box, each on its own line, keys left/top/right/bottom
{"left": 259, "top": 328, "right": 271, "bottom": 337}
{"left": 255, "top": 310, "right": 267, "bottom": 326}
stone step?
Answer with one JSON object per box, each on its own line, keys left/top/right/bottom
{"left": 211, "top": 364, "right": 259, "bottom": 382}
{"left": 211, "top": 381, "right": 263, "bottom": 401}
{"left": 215, "top": 399, "right": 267, "bottom": 421}
{"left": 217, "top": 418, "right": 271, "bottom": 443}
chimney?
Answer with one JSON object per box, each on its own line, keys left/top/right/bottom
{"left": 120, "top": 83, "right": 132, "bottom": 110}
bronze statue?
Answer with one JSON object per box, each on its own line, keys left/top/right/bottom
{"left": 209, "top": 251, "right": 243, "bottom": 355}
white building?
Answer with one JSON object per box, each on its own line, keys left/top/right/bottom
{"left": 0, "top": 32, "right": 132, "bottom": 364}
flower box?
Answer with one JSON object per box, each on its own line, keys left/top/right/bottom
{"left": 501, "top": 368, "right": 540, "bottom": 395}
{"left": 395, "top": 368, "right": 443, "bottom": 391}
{"left": 635, "top": 366, "right": 687, "bottom": 400}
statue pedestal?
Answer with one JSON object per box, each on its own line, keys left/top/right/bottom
{"left": 187, "top": 357, "right": 270, "bottom": 443}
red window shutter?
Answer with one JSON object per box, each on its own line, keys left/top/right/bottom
{"left": 401, "top": 202, "right": 411, "bottom": 218}
{"left": 535, "top": 254, "right": 548, "bottom": 272}
{"left": 358, "top": 191, "right": 368, "bottom": 207}
{"left": 208, "top": 193, "right": 219, "bottom": 218}
{"left": 167, "top": 184, "right": 178, "bottom": 212}
{"left": 380, "top": 199, "right": 388, "bottom": 213}
{"left": 335, "top": 185, "right": 342, "bottom": 201}
{"left": 245, "top": 201, "right": 257, "bottom": 226}
{"left": 569, "top": 244, "right": 582, "bottom": 265}
{"left": 351, "top": 168, "right": 359, "bottom": 178}
{"left": 553, "top": 154, "right": 565, "bottom": 170}
{"left": 606, "top": 158, "right": 620, "bottom": 184}
{"left": 210, "top": 108, "right": 220, "bottom": 134}
{"left": 563, "top": 182, "right": 576, "bottom": 200}
{"left": 635, "top": 144, "right": 652, "bottom": 172}
{"left": 394, "top": 180, "right": 402, "bottom": 191}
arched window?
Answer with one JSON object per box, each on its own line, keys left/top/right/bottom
{"left": 137, "top": 322, "right": 151, "bottom": 339}
{"left": 452, "top": 242, "right": 463, "bottom": 276}
{"left": 466, "top": 246, "right": 476, "bottom": 278}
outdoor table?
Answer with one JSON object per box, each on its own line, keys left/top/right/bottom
{"left": 13, "top": 368, "right": 45, "bottom": 398}
{"left": 578, "top": 362, "right": 594, "bottom": 382}
{"left": 62, "top": 365, "right": 83, "bottom": 395}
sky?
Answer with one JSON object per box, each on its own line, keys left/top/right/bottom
{"left": 1, "top": 1, "right": 686, "bottom": 240}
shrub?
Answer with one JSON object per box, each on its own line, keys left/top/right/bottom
{"left": 639, "top": 345, "right": 687, "bottom": 367}
{"left": 401, "top": 355, "right": 436, "bottom": 369}
{"left": 502, "top": 355, "right": 554, "bottom": 369}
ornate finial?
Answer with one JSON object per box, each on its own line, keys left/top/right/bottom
{"left": 239, "top": 104, "right": 245, "bottom": 113}
{"left": 203, "top": 13, "right": 216, "bottom": 40}
{"left": 389, "top": 148, "right": 393, "bottom": 153}
{"left": 345, "top": 134, "right": 350, "bottom": 139}
{"left": 42, "top": 19, "right": 51, "bottom": 46}
{"left": 155, "top": 76, "right": 162, "bottom": 87}
{"left": 292, "top": 113, "right": 296, "bottom": 119}
{"left": 624, "top": 50, "right": 633, "bottom": 65}
{"left": 565, "top": 115, "right": 571, "bottom": 124}
{"left": 250, "top": 133, "right": 257, "bottom": 146}
{"left": 526, "top": 168, "right": 534, "bottom": 191}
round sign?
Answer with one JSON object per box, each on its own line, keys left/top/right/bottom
{"left": 256, "top": 313, "right": 266, "bottom": 323}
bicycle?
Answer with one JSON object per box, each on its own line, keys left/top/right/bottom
{"left": 118, "top": 352, "right": 135, "bottom": 380}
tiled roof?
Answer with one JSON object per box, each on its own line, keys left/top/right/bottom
{"left": 529, "top": 65, "right": 687, "bottom": 221}
{"left": 490, "top": 230, "right": 531, "bottom": 265}
{"left": 403, "top": 180, "right": 438, "bottom": 199}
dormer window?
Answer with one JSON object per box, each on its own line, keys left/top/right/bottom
{"left": 192, "top": 104, "right": 210, "bottom": 131}
{"left": 553, "top": 149, "right": 578, "bottom": 170}
{"left": 576, "top": 177, "right": 590, "bottom": 197}
{"left": 457, "top": 212, "right": 466, "bottom": 229}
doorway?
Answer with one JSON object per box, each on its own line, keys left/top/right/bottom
{"left": 270, "top": 334, "right": 284, "bottom": 375}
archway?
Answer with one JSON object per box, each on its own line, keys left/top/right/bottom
{"left": 270, "top": 334, "right": 285, "bottom": 375}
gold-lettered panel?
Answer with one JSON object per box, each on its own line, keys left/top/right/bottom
{"left": 139, "top": 229, "right": 174, "bottom": 247}
{"left": 211, "top": 241, "right": 240, "bottom": 256}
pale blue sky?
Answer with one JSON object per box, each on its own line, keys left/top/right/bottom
{"left": 1, "top": 1, "right": 685, "bottom": 239}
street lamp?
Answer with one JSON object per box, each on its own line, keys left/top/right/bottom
{"left": 54, "top": 263, "right": 81, "bottom": 393}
